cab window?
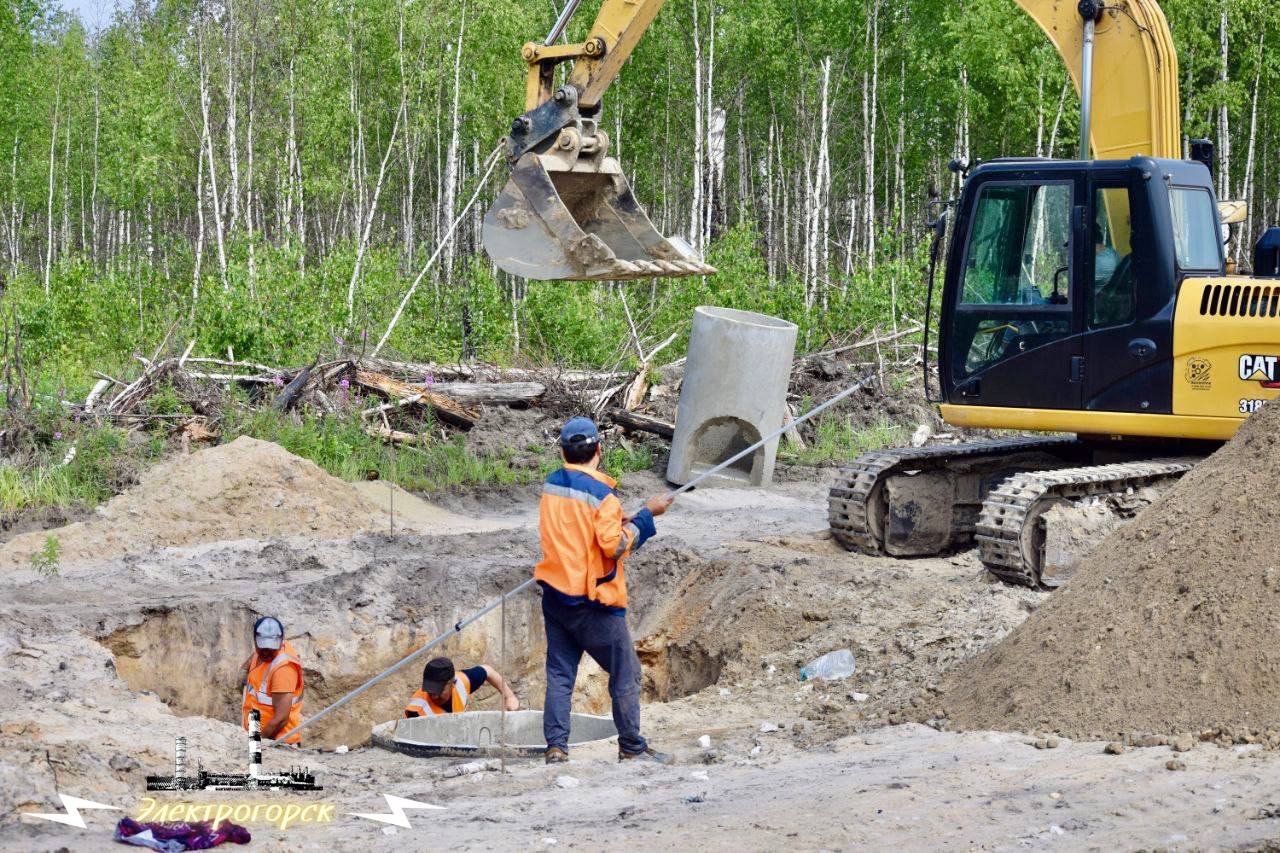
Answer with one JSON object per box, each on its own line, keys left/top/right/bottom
{"left": 955, "top": 181, "right": 1073, "bottom": 378}
{"left": 1091, "top": 186, "right": 1136, "bottom": 327}
{"left": 1169, "top": 187, "right": 1221, "bottom": 272}
{"left": 962, "top": 182, "right": 1073, "bottom": 306}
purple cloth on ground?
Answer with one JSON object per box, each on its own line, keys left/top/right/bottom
{"left": 115, "top": 818, "right": 251, "bottom": 850}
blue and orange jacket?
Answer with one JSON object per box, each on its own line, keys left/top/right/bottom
{"left": 534, "top": 464, "right": 656, "bottom": 613}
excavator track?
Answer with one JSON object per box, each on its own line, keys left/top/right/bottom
{"left": 827, "top": 436, "right": 1083, "bottom": 555}
{"left": 976, "top": 457, "right": 1200, "bottom": 588}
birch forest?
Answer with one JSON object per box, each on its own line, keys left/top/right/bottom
{"left": 3, "top": 0, "right": 1279, "bottom": 375}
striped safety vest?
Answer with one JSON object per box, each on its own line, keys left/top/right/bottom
{"left": 534, "top": 464, "right": 649, "bottom": 610}
{"left": 242, "top": 640, "right": 304, "bottom": 744}
{"left": 405, "top": 672, "right": 471, "bottom": 716}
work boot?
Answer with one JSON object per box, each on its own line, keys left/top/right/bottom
{"left": 618, "top": 746, "right": 674, "bottom": 765}
{"left": 544, "top": 747, "right": 569, "bottom": 765}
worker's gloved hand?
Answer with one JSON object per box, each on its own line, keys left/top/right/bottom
{"left": 645, "top": 495, "right": 674, "bottom": 517}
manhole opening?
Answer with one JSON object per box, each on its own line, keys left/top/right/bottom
{"left": 688, "top": 416, "right": 763, "bottom": 484}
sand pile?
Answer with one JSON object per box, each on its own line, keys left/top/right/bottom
{"left": 0, "top": 437, "right": 393, "bottom": 569}
{"left": 939, "top": 402, "right": 1280, "bottom": 739}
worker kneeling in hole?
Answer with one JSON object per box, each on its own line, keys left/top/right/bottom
{"left": 239, "top": 616, "right": 304, "bottom": 745}
{"left": 405, "top": 657, "right": 519, "bottom": 717}
{"left": 536, "top": 417, "right": 674, "bottom": 765}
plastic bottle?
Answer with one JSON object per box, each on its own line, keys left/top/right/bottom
{"left": 799, "top": 649, "right": 855, "bottom": 682}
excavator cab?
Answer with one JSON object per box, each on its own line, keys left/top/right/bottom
{"left": 482, "top": 0, "right": 714, "bottom": 281}
{"left": 935, "top": 156, "right": 1224, "bottom": 419}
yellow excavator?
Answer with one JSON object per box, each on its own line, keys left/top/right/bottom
{"left": 483, "top": 0, "right": 1280, "bottom": 587}
{"left": 827, "top": 0, "right": 1280, "bottom": 586}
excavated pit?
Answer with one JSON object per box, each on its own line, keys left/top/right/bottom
{"left": 101, "top": 603, "right": 262, "bottom": 722}
{"left": 89, "top": 537, "right": 744, "bottom": 749}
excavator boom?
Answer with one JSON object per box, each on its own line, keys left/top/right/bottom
{"left": 1014, "top": 0, "right": 1180, "bottom": 160}
{"left": 483, "top": 0, "right": 714, "bottom": 282}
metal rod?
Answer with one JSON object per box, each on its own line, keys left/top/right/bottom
{"left": 275, "top": 374, "right": 875, "bottom": 746}
{"left": 270, "top": 579, "right": 535, "bottom": 745}
{"left": 1079, "top": 16, "right": 1096, "bottom": 160}
{"left": 499, "top": 593, "right": 508, "bottom": 775}
{"left": 661, "top": 376, "right": 873, "bottom": 500}
{"left": 545, "top": 0, "right": 582, "bottom": 46}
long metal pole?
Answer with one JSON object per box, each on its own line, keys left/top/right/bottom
{"left": 272, "top": 375, "right": 874, "bottom": 746}
{"left": 1078, "top": 16, "right": 1096, "bottom": 160}
{"left": 545, "top": 0, "right": 583, "bottom": 45}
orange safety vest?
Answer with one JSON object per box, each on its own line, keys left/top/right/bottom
{"left": 534, "top": 464, "right": 643, "bottom": 610}
{"left": 242, "top": 640, "right": 304, "bottom": 744}
{"left": 404, "top": 672, "right": 472, "bottom": 716}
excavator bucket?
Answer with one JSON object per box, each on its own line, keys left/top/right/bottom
{"left": 483, "top": 150, "right": 715, "bottom": 281}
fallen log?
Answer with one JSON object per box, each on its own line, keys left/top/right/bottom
{"left": 274, "top": 363, "right": 313, "bottom": 412}
{"left": 354, "top": 369, "right": 478, "bottom": 429}
{"left": 361, "top": 357, "right": 629, "bottom": 388}
{"left": 428, "top": 381, "right": 545, "bottom": 405}
{"left": 606, "top": 408, "right": 675, "bottom": 440}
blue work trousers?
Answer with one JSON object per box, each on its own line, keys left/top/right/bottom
{"left": 541, "top": 592, "right": 647, "bottom": 755}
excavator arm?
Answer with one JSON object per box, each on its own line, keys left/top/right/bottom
{"left": 1013, "top": 0, "right": 1180, "bottom": 160}
{"left": 483, "top": 0, "right": 714, "bottom": 282}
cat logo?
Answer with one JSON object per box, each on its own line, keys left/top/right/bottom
{"left": 1238, "top": 354, "right": 1280, "bottom": 388}
{"left": 1185, "top": 357, "right": 1212, "bottom": 390}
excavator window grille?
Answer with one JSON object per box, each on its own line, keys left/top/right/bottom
{"left": 1199, "top": 283, "right": 1280, "bottom": 318}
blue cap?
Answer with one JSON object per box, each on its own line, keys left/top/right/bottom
{"left": 559, "top": 417, "right": 599, "bottom": 447}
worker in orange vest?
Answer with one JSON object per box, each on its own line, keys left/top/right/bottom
{"left": 404, "top": 657, "right": 519, "bottom": 717}
{"left": 239, "top": 616, "right": 304, "bottom": 744}
{"left": 535, "top": 417, "right": 673, "bottom": 765}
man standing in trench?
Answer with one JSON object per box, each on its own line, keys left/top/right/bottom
{"left": 535, "top": 417, "right": 674, "bottom": 765}
{"left": 239, "top": 616, "right": 304, "bottom": 744}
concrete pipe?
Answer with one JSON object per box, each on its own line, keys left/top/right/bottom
{"left": 666, "top": 307, "right": 798, "bottom": 488}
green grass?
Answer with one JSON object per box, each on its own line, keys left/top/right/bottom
{"left": 790, "top": 413, "right": 909, "bottom": 466}
{"left": 229, "top": 408, "right": 554, "bottom": 492}
{"left": 603, "top": 443, "right": 655, "bottom": 484}
{"left": 0, "top": 424, "right": 167, "bottom": 512}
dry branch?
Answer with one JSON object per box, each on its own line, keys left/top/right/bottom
{"left": 363, "top": 423, "right": 426, "bottom": 446}
{"left": 361, "top": 357, "right": 629, "bottom": 388}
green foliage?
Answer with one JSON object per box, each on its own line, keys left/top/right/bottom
{"left": 28, "top": 534, "right": 60, "bottom": 577}
{"left": 227, "top": 407, "right": 546, "bottom": 492}
{"left": 790, "top": 414, "right": 909, "bottom": 467}
{"left": 0, "top": 421, "right": 164, "bottom": 512}
{"left": 603, "top": 443, "right": 655, "bottom": 484}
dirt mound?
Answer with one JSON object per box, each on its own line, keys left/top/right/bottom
{"left": 0, "top": 437, "right": 392, "bottom": 569}
{"left": 939, "top": 402, "right": 1280, "bottom": 739}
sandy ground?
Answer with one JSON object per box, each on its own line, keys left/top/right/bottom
{"left": 4, "top": 461, "right": 1280, "bottom": 851}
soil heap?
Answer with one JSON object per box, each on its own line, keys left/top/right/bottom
{"left": 0, "top": 436, "right": 393, "bottom": 569}
{"left": 940, "top": 402, "right": 1280, "bottom": 739}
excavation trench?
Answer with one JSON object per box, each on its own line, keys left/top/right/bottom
{"left": 95, "top": 543, "right": 735, "bottom": 750}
